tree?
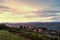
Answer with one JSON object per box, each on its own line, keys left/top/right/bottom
{"left": 20, "top": 25, "right": 23, "bottom": 28}
{"left": 0, "top": 23, "right": 6, "bottom": 30}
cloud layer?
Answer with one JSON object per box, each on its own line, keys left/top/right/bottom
{"left": 0, "top": 0, "right": 60, "bottom": 22}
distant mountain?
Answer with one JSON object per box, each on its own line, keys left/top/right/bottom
{"left": 5, "top": 22, "right": 60, "bottom": 31}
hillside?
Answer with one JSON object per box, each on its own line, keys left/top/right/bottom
{"left": 0, "top": 23, "right": 60, "bottom": 40}
{"left": 0, "top": 30, "right": 27, "bottom": 40}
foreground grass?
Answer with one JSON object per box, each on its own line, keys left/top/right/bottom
{"left": 0, "top": 30, "right": 27, "bottom": 40}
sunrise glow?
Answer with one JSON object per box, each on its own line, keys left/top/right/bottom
{"left": 0, "top": 0, "right": 60, "bottom": 23}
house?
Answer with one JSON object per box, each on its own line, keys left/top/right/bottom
{"left": 33, "top": 29, "right": 37, "bottom": 32}
{"left": 38, "top": 28, "right": 42, "bottom": 32}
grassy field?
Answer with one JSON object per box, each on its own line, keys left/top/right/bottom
{"left": 0, "top": 30, "right": 28, "bottom": 40}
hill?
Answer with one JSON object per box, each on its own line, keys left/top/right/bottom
{"left": 0, "top": 30, "right": 28, "bottom": 40}
{"left": 5, "top": 22, "right": 60, "bottom": 31}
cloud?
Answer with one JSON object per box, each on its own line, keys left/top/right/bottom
{"left": 0, "top": 0, "right": 4, "bottom": 3}
{"left": 0, "top": 5, "right": 24, "bottom": 14}
{"left": 0, "top": 5, "right": 10, "bottom": 9}
{"left": 49, "top": 16, "right": 60, "bottom": 22}
{"left": 0, "top": 0, "right": 60, "bottom": 22}
{"left": 50, "top": 16, "right": 60, "bottom": 20}
{"left": 0, "top": 5, "right": 13, "bottom": 11}
{"left": 23, "top": 8, "right": 60, "bottom": 19}
{"left": 0, "top": 0, "right": 7, "bottom": 3}
{"left": 31, "top": 9, "right": 60, "bottom": 17}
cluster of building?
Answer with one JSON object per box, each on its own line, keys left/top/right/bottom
{"left": 19, "top": 25, "right": 59, "bottom": 39}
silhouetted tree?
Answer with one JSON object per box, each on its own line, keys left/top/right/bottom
{"left": 20, "top": 25, "right": 22, "bottom": 28}
{"left": 0, "top": 23, "right": 6, "bottom": 30}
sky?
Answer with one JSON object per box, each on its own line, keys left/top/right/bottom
{"left": 0, "top": 0, "right": 60, "bottom": 23}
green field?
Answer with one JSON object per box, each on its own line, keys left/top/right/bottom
{"left": 0, "top": 30, "right": 27, "bottom": 40}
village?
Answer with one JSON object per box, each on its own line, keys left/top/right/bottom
{"left": 19, "top": 25, "right": 60, "bottom": 39}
